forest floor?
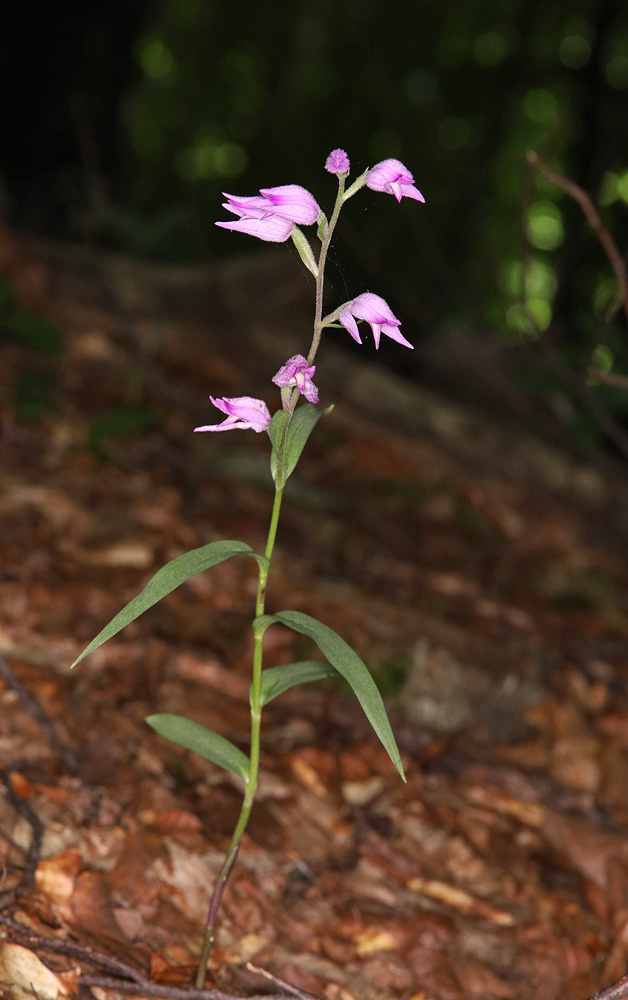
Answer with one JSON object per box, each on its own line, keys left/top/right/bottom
{"left": 1, "top": 231, "right": 628, "bottom": 1000}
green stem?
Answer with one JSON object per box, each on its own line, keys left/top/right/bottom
{"left": 195, "top": 169, "right": 345, "bottom": 988}
{"left": 307, "top": 175, "right": 346, "bottom": 367}
{"left": 195, "top": 485, "right": 284, "bottom": 989}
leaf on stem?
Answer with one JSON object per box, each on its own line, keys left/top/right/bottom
{"left": 270, "top": 402, "right": 333, "bottom": 486}
{"left": 262, "top": 610, "right": 406, "bottom": 780}
{"left": 72, "top": 540, "right": 267, "bottom": 667}
{"left": 258, "top": 660, "right": 337, "bottom": 706}
{"left": 146, "top": 714, "right": 250, "bottom": 780}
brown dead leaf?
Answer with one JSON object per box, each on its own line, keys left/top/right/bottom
{"left": 35, "top": 847, "right": 81, "bottom": 904}
{"left": 0, "top": 943, "right": 68, "bottom": 999}
{"left": 407, "top": 877, "right": 514, "bottom": 925}
{"left": 455, "top": 960, "right": 515, "bottom": 997}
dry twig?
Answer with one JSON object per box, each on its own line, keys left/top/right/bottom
{"left": 526, "top": 151, "right": 628, "bottom": 327}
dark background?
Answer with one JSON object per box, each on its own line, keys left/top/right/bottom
{"left": 2, "top": 0, "right": 628, "bottom": 453}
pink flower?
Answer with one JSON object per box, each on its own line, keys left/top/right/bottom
{"left": 216, "top": 206, "right": 295, "bottom": 243}
{"left": 258, "top": 185, "right": 320, "bottom": 225}
{"left": 194, "top": 396, "right": 272, "bottom": 433}
{"left": 325, "top": 149, "right": 350, "bottom": 175}
{"left": 339, "top": 292, "right": 414, "bottom": 350}
{"left": 273, "top": 355, "right": 319, "bottom": 403}
{"left": 216, "top": 185, "right": 320, "bottom": 243}
{"left": 365, "top": 159, "right": 425, "bottom": 204}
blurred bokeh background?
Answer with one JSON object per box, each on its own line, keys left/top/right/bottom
{"left": 2, "top": 0, "right": 628, "bottom": 453}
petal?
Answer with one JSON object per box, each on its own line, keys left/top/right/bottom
{"left": 272, "top": 354, "right": 310, "bottom": 386}
{"left": 222, "top": 193, "right": 276, "bottom": 217}
{"left": 302, "top": 381, "right": 319, "bottom": 404}
{"left": 200, "top": 395, "right": 272, "bottom": 432}
{"left": 259, "top": 185, "right": 320, "bottom": 225}
{"left": 215, "top": 215, "right": 294, "bottom": 242}
{"left": 339, "top": 305, "right": 363, "bottom": 344}
{"left": 381, "top": 323, "right": 414, "bottom": 350}
{"left": 350, "top": 292, "right": 400, "bottom": 326}
{"left": 400, "top": 183, "right": 425, "bottom": 204}
{"left": 194, "top": 418, "right": 239, "bottom": 432}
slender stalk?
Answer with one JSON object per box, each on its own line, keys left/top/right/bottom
{"left": 196, "top": 172, "right": 347, "bottom": 987}
{"left": 307, "top": 175, "right": 346, "bottom": 367}
{"left": 195, "top": 487, "right": 284, "bottom": 989}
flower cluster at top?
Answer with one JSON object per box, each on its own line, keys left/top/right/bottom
{"left": 216, "top": 156, "right": 423, "bottom": 243}
{"left": 196, "top": 150, "right": 424, "bottom": 434}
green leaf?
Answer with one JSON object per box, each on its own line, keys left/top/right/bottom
{"left": 282, "top": 403, "right": 328, "bottom": 480}
{"left": 86, "top": 405, "right": 160, "bottom": 457}
{"left": 258, "top": 660, "right": 337, "bottom": 706}
{"left": 270, "top": 404, "right": 332, "bottom": 486}
{"left": 145, "top": 714, "right": 249, "bottom": 780}
{"left": 269, "top": 409, "right": 290, "bottom": 483}
{"left": 4, "top": 312, "right": 64, "bottom": 354}
{"left": 267, "top": 610, "right": 405, "bottom": 780}
{"left": 72, "top": 540, "right": 267, "bottom": 667}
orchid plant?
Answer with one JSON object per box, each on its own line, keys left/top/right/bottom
{"left": 72, "top": 151, "right": 424, "bottom": 988}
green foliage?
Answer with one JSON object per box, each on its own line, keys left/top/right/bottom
{"left": 13, "top": 369, "right": 53, "bottom": 422}
{"left": 259, "top": 609, "right": 405, "bottom": 780}
{"left": 85, "top": 405, "right": 161, "bottom": 457}
{"left": 257, "top": 660, "right": 337, "bottom": 706}
{"left": 270, "top": 402, "right": 332, "bottom": 486}
{"left": 72, "top": 540, "right": 268, "bottom": 667}
{"left": 145, "top": 713, "right": 250, "bottom": 780}
{"left": 0, "top": 276, "right": 65, "bottom": 423}
{"left": 3, "top": 312, "right": 64, "bottom": 354}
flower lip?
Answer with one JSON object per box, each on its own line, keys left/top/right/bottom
{"left": 325, "top": 149, "right": 350, "bottom": 175}
{"left": 216, "top": 214, "right": 294, "bottom": 243}
{"left": 194, "top": 395, "right": 272, "bottom": 433}
{"left": 273, "top": 354, "right": 319, "bottom": 404}
{"left": 365, "top": 158, "right": 425, "bottom": 204}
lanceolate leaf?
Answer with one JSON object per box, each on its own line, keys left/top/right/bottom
{"left": 269, "top": 410, "right": 290, "bottom": 483}
{"left": 267, "top": 610, "right": 405, "bottom": 780}
{"left": 258, "top": 660, "right": 337, "bottom": 706}
{"left": 269, "top": 403, "right": 332, "bottom": 486}
{"left": 282, "top": 403, "right": 331, "bottom": 480}
{"left": 72, "top": 540, "right": 267, "bottom": 667}
{"left": 146, "top": 714, "right": 249, "bottom": 781}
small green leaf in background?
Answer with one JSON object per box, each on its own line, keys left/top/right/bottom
{"left": 3, "top": 312, "right": 64, "bottom": 354}
{"left": 14, "top": 369, "right": 53, "bottom": 422}
{"left": 258, "top": 660, "right": 337, "bottom": 706}
{"left": 146, "top": 714, "right": 249, "bottom": 780}
{"left": 86, "top": 405, "right": 161, "bottom": 457}
{"left": 265, "top": 610, "right": 405, "bottom": 780}
{"left": 72, "top": 540, "right": 267, "bottom": 667}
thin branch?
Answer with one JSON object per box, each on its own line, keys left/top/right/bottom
{"left": 526, "top": 151, "right": 628, "bottom": 327}
{"left": 586, "top": 971, "right": 628, "bottom": 1000}
{"left": 0, "top": 765, "right": 44, "bottom": 890}
{"left": 589, "top": 367, "right": 628, "bottom": 391}
{"left": 246, "top": 963, "right": 322, "bottom": 1000}
{"left": 78, "top": 976, "right": 298, "bottom": 1000}
{"left": 0, "top": 654, "right": 82, "bottom": 777}
{"left": 0, "top": 913, "right": 147, "bottom": 983}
